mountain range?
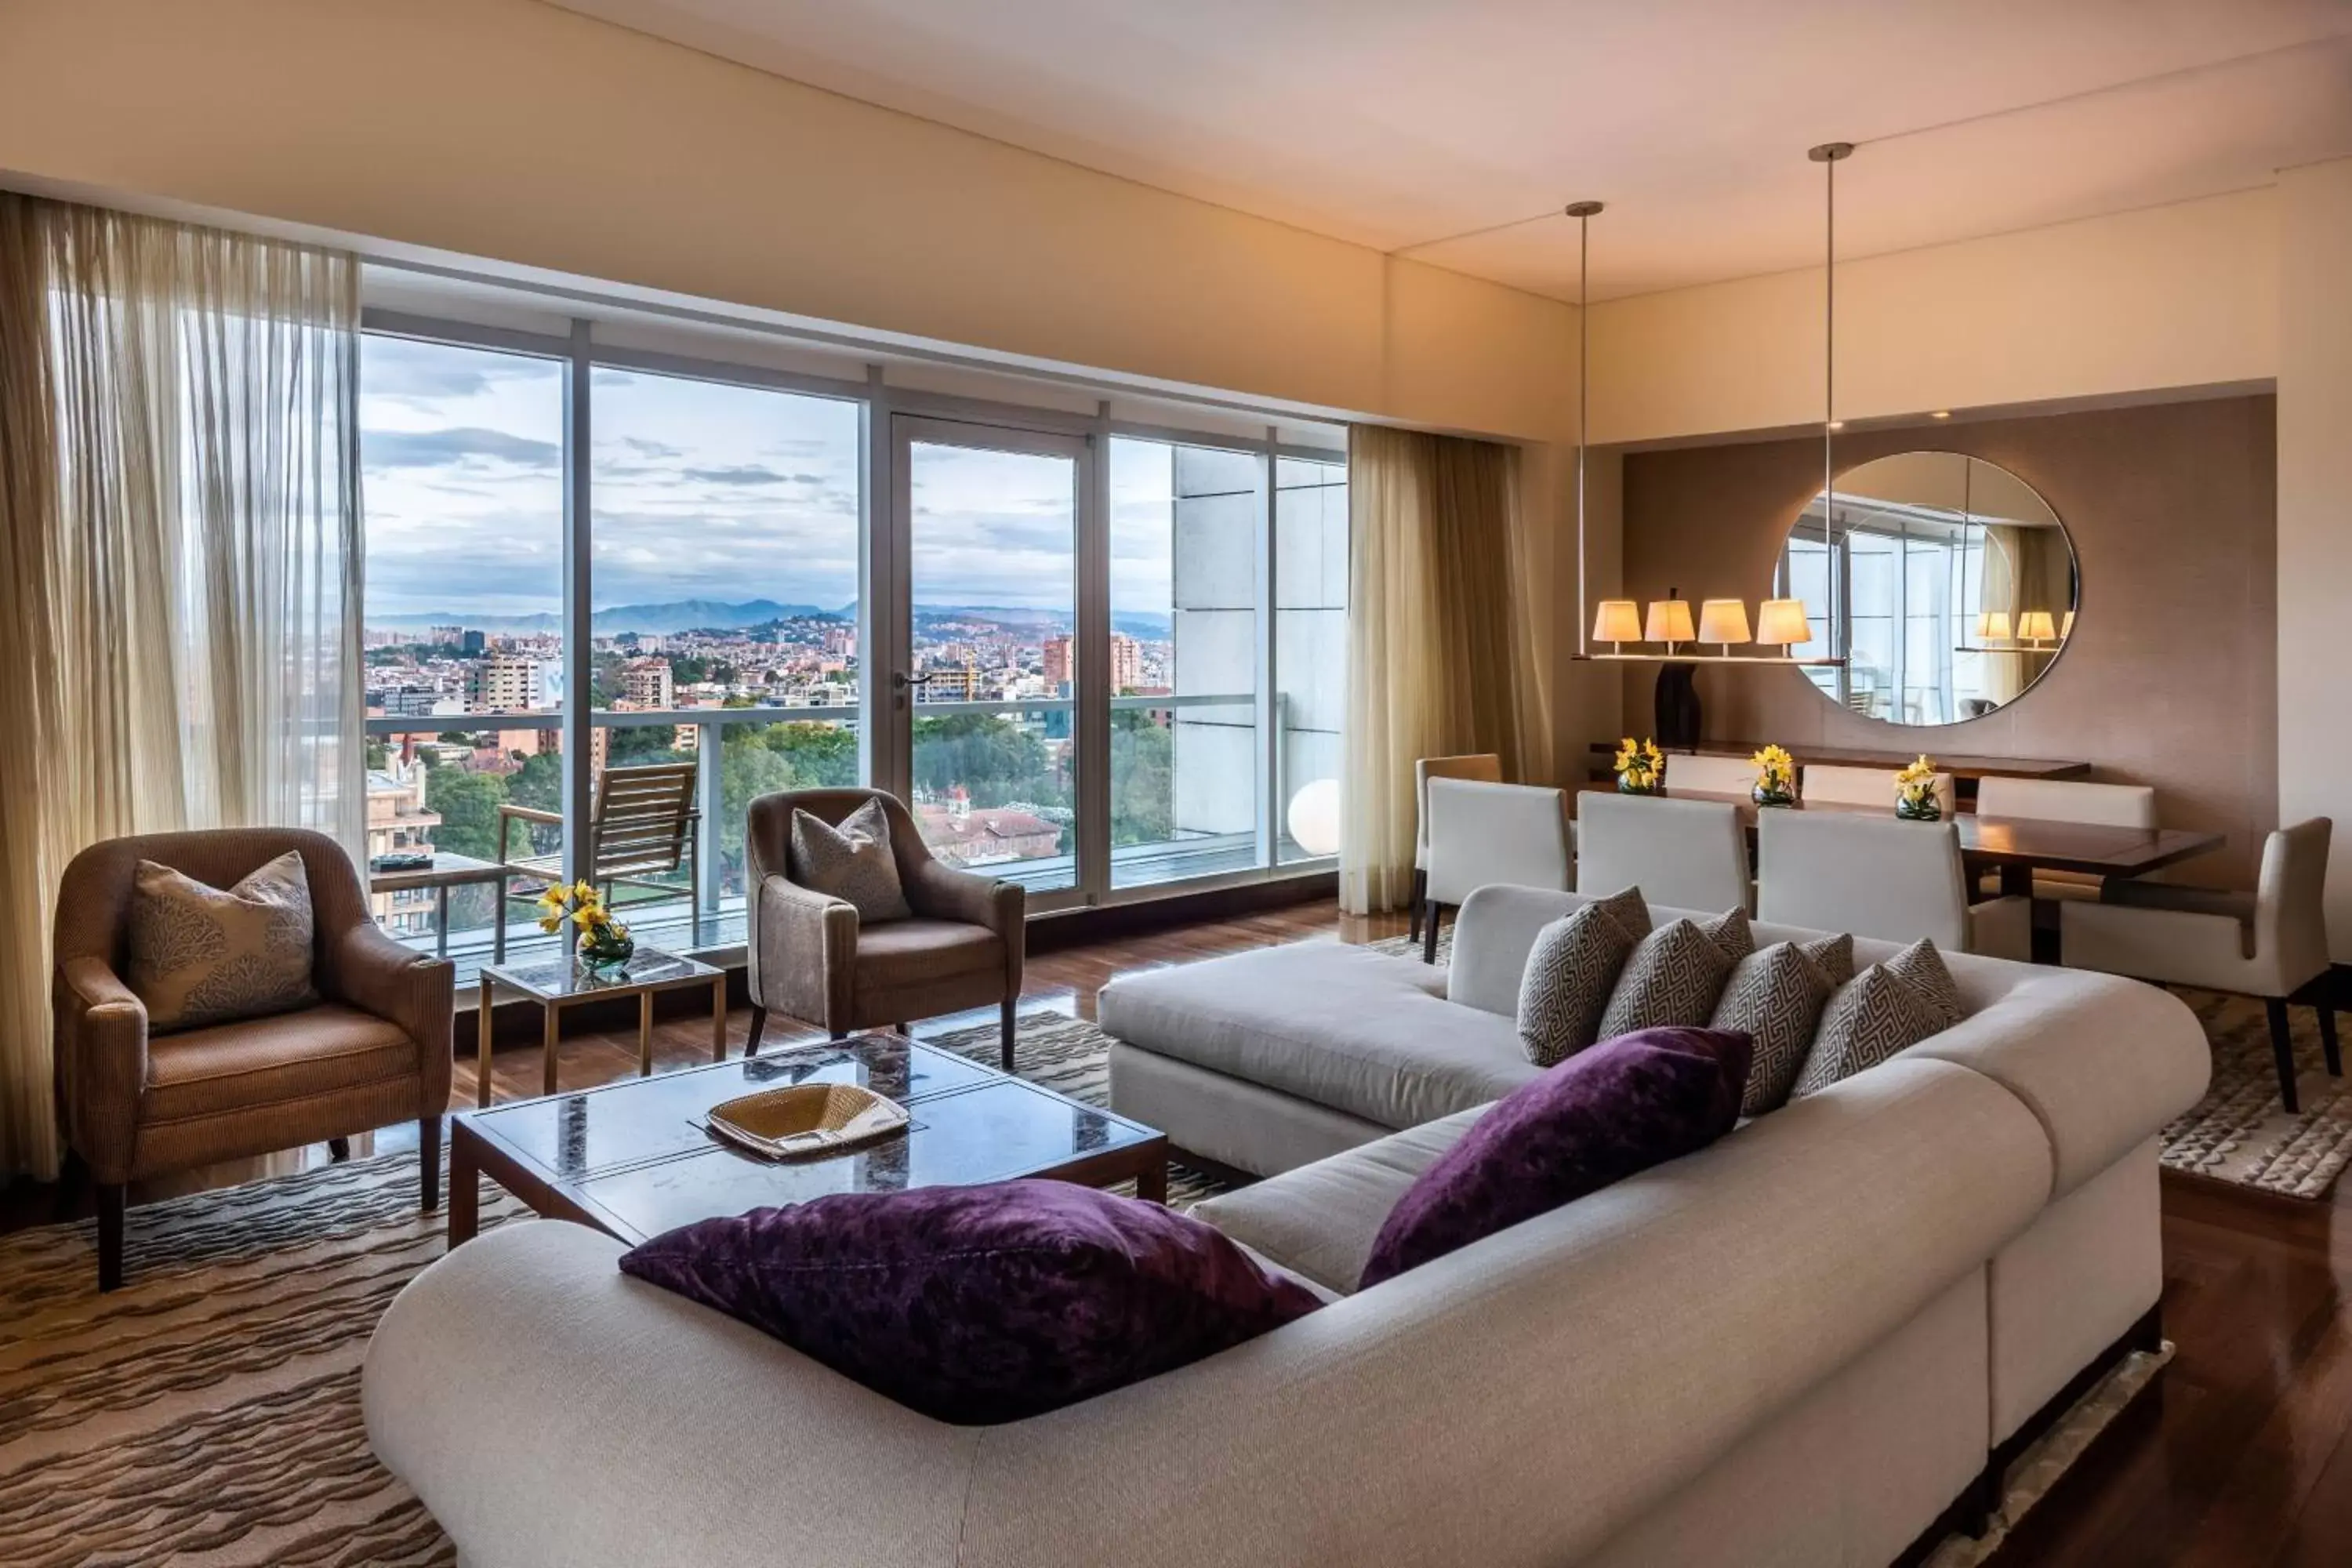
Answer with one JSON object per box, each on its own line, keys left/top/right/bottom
{"left": 368, "top": 598, "right": 1174, "bottom": 641}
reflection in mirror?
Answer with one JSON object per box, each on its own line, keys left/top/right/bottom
{"left": 1777, "top": 452, "right": 2078, "bottom": 727}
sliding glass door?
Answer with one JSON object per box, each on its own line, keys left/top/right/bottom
{"left": 887, "top": 417, "right": 1087, "bottom": 902}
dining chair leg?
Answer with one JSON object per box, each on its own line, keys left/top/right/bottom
{"left": 419, "top": 1116, "right": 442, "bottom": 1213}
{"left": 1421, "top": 902, "right": 1442, "bottom": 965}
{"left": 327, "top": 1137, "right": 351, "bottom": 1163}
{"left": 2265, "top": 997, "right": 2301, "bottom": 1114}
{"left": 1409, "top": 869, "right": 1428, "bottom": 942}
{"left": 2318, "top": 1004, "right": 2342, "bottom": 1078}
{"left": 744, "top": 1004, "right": 766, "bottom": 1056}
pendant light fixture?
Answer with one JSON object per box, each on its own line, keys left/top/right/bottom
{"left": 1570, "top": 173, "right": 1842, "bottom": 669}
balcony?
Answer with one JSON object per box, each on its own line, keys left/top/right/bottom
{"left": 366, "top": 692, "right": 1330, "bottom": 986}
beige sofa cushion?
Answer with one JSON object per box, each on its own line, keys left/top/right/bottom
{"left": 1193, "top": 1106, "right": 1489, "bottom": 1294}
{"left": 1098, "top": 942, "right": 1539, "bottom": 1131}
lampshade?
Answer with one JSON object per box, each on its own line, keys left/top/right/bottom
{"left": 1286, "top": 779, "right": 1341, "bottom": 858}
{"left": 1591, "top": 599, "right": 1642, "bottom": 644}
{"left": 2060, "top": 609, "right": 2076, "bottom": 639}
{"left": 1976, "top": 610, "right": 2013, "bottom": 642}
{"left": 1644, "top": 599, "right": 1695, "bottom": 644}
{"left": 2017, "top": 610, "right": 2057, "bottom": 644}
{"left": 1697, "top": 599, "right": 1751, "bottom": 646}
{"left": 1756, "top": 598, "right": 1813, "bottom": 645}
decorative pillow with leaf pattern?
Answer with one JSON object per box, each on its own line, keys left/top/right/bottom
{"left": 127, "top": 852, "right": 318, "bottom": 1033}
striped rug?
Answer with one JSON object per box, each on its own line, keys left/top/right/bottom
{"left": 0, "top": 1012, "right": 1207, "bottom": 1566}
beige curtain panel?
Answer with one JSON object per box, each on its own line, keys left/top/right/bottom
{"left": 0, "top": 194, "right": 362, "bottom": 1179}
{"left": 1341, "top": 426, "right": 1554, "bottom": 916}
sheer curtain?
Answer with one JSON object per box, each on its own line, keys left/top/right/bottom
{"left": 0, "top": 194, "right": 361, "bottom": 1178}
{"left": 1341, "top": 426, "right": 1554, "bottom": 915}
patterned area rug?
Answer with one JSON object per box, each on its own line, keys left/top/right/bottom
{"left": 1381, "top": 931, "right": 2352, "bottom": 1200}
{"left": 0, "top": 1004, "right": 2155, "bottom": 1565}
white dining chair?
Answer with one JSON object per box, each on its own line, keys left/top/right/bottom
{"left": 1757, "top": 811, "right": 2031, "bottom": 960}
{"left": 1802, "top": 763, "right": 1958, "bottom": 820}
{"left": 1975, "top": 777, "right": 2160, "bottom": 902}
{"left": 1411, "top": 753, "right": 1503, "bottom": 941}
{"left": 1577, "top": 792, "right": 1750, "bottom": 915}
{"left": 1423, "top": 777, "right": 1571, "bottom": 964}
{"left": 2062, "top": 818, "right": 2336, "bottom": 1112}
{"left": 1661, "top": 753, "right": 1757, "bottom": 796}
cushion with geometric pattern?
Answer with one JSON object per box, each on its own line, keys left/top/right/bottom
{"left": 1595, "top": 909, "right": 1755, "bottom": 1040}
{"left": 1711, "top": 933, "right": 1854, "bottom": 1116}
{"left": 1515, "top": 886, "right": 1651, "bottom": 1068}
{"left": 1789, "top": 939, "right": 1962, "bottom": 1100}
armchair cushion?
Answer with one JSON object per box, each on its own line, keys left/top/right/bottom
{"left": 144, "top": 1004, "right": 416, "bottom": 1123}
{"left": 789, "top": 800, "right": 911, "bottom": 923}
{"left": 853, "top": 919, "right": 1006, "bottom": 991}
{"left": 127, "top": 851, "right": 318, "bottom": 1033}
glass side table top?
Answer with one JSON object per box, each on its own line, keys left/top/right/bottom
{"left": 481, "top": 946, "right": 720, "bottom": 1000}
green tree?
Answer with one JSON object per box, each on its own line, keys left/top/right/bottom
{"left": 423, "top": 765, "right": 508, "bottom": 861}
{"left": 1109, "top": 710, "right": 1173, "bottom": 846}
{"left": 364, "top": 738, "right": 389, "bottom": 770}
{"left": 607, "top": 724, "right": 682, "bottom": 764}
{"left": 910, "top": 713, "right": 1058, "bottom": 810}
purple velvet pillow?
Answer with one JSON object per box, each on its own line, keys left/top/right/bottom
{"left": 619, "top": 1179, "right": 1324, "bottom": 1425}
{"left": 1358, "top": 1026, "right": 1753, "bottom": 1290}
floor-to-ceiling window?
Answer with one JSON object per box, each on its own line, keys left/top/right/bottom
{"left": 358, "top": 332, "right": 565, "bottom": 955}
{"left": 357, "top": 303, "right": 1344, "bottom": 972}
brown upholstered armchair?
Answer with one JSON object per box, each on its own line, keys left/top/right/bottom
{"left": 744, "top": 789, "right": 1025, "bottom": 1068}
{"left": 53, "top": 828, "right": 453, "bottom": 1289}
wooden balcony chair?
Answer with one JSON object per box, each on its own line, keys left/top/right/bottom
{"left": 496, "top": 761, "right": 702, "bottom": 957}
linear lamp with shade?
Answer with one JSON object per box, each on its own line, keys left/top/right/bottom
{"left": 1756, "top": 598, "right": 1813, "bottom": 648}
{"left": 1591, "top": 599, "right": 1642, "bottom": 655}
{"left": 1697, "top": 598, "right": 1751, "bottom": 657}
{"left": 1644, "top": 598, "right": 1695, "bottom": 655}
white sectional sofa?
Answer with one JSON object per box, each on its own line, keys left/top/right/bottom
{"left": 363, "top": 886, "right": 2208, "bottom": 1568}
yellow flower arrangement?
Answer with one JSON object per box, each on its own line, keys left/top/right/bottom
{"left": 1893, "top": 755, "right": 1943, "bottom": 820}
{"left": 1751, "top": 744, "right": 1796, "bottom": 805}
{"left": 536, "top": 881, "right": 634, "bottom": 969}
{"left": 1614, "top": 735, "right": 1666, "bottom": 794}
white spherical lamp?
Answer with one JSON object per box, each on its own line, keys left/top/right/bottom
{"left": 1286, "top": 778, "right": 1342, "bottom": 858}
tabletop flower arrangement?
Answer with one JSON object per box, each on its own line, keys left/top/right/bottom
{"left": 1894, "top": 755, "right": 1944, "bottom": 821}
{"left": 1615, "top": 736, "right": 1666, "bottom": 795}
{"left": 539, "top": 880, "right": 635, "bottom": 974}
{"left": 1751, "top": 744, "right": 1797, "bottom": 807}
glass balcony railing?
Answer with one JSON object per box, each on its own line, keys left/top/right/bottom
{"left": 362, "top": 691, "right": 1318, "bottom": 982}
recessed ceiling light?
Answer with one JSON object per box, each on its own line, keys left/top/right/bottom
{"left": 1826, "top": 419, "right": 1846, "bottom": 432}
{"left": 1930, "top": 409, "right": 1951, "bottom": 420}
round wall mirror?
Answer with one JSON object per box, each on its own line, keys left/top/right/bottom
{"left": 1774, "top": 452, "right": 2078, "bottom": 726}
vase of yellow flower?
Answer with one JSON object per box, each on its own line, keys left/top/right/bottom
{"left": 539, "top": 881, "right": 635, "bottom": 975}
{"left": 1893, "top": 755, "right": 1943, "bottom": 821}
{"left": 1751, "top": 744, "right": 1797, "bottom": 807}
{"left": 1614, "top": 736, "right": 1666, "bottom": 795}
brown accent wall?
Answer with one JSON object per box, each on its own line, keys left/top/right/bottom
{"left": 1620, "top": 395, "right": 2278, "bottom": 887}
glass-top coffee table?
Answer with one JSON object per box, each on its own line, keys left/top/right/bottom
{"left": 475, "top": 948, "right": 728, "bottom": 1109}
{"left": 446, "top": 1033, "right": 1169, "bottom": 1247}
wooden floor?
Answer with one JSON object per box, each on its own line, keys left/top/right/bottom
{"left": 5, "top": 897, "right": 2350, "bottom": 1563}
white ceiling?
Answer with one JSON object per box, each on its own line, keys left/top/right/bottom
{"left": 548, "top": 0, "right": 2352, "bottom": 302}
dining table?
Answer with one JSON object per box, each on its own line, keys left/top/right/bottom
{"left": 1575, "top": 786, "right": 2227, "bottom": 898}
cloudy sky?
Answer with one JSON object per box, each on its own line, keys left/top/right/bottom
{"left": 360, "top": 334, "right": 1186, "bottom": 629}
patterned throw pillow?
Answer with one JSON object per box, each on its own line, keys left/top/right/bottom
{"left": 1711, "top": 934, "right": 1855, "bottom": 1116}
{"left": 127, "top": 851, "right": 318, "bottom": 1033}
{"left": 1515, "top": 886, "right": 1651, "bottom": 1067}
{"left": 1790, "top": 939, "right": 1964, "bottom": 1100}
{"left": 1595, "top": 909, "right": 1754, "bottom": 1040}
{"left": 790, "top": 798, "right": 912, "bottom": 923}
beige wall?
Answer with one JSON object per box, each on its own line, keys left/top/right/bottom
{"left": 2278, "top": 158, "right": 2352, "bottom": 959}
{"left": 1588, "top": 188, "right": 2279, "bottom": 448}
{"left": 1617, "top": 398, "right": 2279, "bottom": 887}
{"left": 0, "top": 0, "right": 1577, "bottom": 446}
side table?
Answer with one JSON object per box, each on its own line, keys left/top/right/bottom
{"left": 474, "top": 948, "right": 728, "bottom": 1107}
